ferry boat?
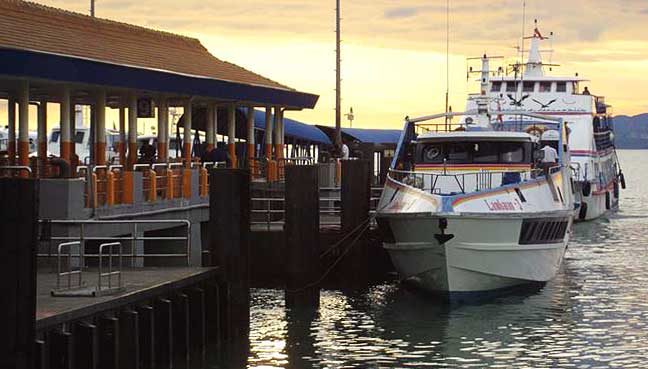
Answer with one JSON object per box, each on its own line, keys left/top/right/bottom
{"left": 376, "top": 54, "right": 575, "bottom": 297}
{"left": 465, "top": 22, "right": 624, "bottom": 220}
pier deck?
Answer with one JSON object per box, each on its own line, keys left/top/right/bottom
{"left": 36, "top": 266, "right": 219, "bottom": 330}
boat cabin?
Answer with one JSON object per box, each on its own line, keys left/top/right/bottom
{"left": 413, "top": 131, "right": 536, "bottom": 171}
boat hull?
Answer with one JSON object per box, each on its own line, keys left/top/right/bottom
{"left": 381, "top": 214, "right": 569, "bottom": 294}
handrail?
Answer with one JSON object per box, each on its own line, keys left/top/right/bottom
{"left": 152, "top": 163, "right": 168, "bottom": 170}
{"left": 133, "top": 163, "right": 150, "bottom": 171}
{"left": 92, "top": 165, "right": 108, "bottom": 173}
{"left": 98, "top": 242, "right": 122, "bottom": 296}
{"left": 0, "top": 165, "right": 32, "bottom": 174}
{"left": 108, "top": 164, "right": 123, "bottom": 171}
{"left": 169, "top": 162, "right": 184, "bottom": 169}
{"left": 388, "top": 167, "right": 551, "bottom": 195}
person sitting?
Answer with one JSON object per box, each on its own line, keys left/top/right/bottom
{"left": 204, "top": 141, "right": 231, "bottom": 167}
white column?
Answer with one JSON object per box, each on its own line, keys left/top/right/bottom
{"left": 206, "top": 103, "right": 215, "bottom": 151}
{"left": 157, "top": 97, "right": 168, "bottom": 161}
{"left": 183, "top": 99, "right": 192, "bottom": 166}
{"left": 95, "top": 89, "right": 106, "bottom": 165}
{"left": 264, "top": 106, "right": 272, "bottom": 159}
{"left": 60, "top": 87, "right": 71, "bottom": 161}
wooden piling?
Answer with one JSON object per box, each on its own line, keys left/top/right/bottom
{"left": 284, "top": 165, "right": 320, "bottom": 309}
{"left": 172, "top": 293, "right": 190, "bottom": 369}
{"left": 341, "top": 160, "right": 371, "bottom": 286}
{"left": 98, "top": 316, "right": 120, "bottom": 369}
{"left": 74, "top": 322, "right": 98, "bottom": 369}
{"left": 48, "top": 330, "right": 73, "bottom": 369}
{"left": 0, "top": 178, "right": 38, "bottom": 369}
{"left": 136, "top": 305, "right": 155, "bottom": 369}
{"left": 153, "top": 298, "right": 173, "bottom": 369}
{"left": 208, "top": 169, "right": 250, "bottom": 365}
{"left": 119, "top": 309, "right": 140, "bottom": 369}
{"left": 187, "top": 288, "right": 207, "bottom": 368}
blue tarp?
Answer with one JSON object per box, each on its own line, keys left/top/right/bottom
{"left": 341, "top": 128, "right": 402, "bottom": 144}
{"left": 254, "top": 110, "right": 331, "bottom": 145}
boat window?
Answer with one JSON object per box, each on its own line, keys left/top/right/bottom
{"left": 539, "top": 82, "right": 552, "bottom": 92}
{"left": 491, "top": 82, "right": 502, "bottom": 92}
{"left": 74, "top": 131, "right": 84, "bottom": 144}
{"left": 446, "top": 143, "right": 471, "bottom": 162}
{"left": 50, "top": 131, "right": 60, "bottom": 143}
{"left": 473, "top": 142, "right": 498, "bottom": 163}
{"left": 421, "top": 144, "right": 443, "bottom": 163}
{"left": 506, "top": 82, "right": 518, "bottom": 92}
{"left": 523, "top": 81, "right": 535, "bottom": 92}
{"left": 500, "top": 143, "right": 525, "bottom": 163}
{"left": 556, "top": 82, "right": 567, "bottom": 92}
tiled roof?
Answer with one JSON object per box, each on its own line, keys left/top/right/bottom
{"left": 0, "top": 0, "right": 292, "bottom": 90}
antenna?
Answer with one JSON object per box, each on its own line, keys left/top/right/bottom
{"left": 444, "top": 0, "right": 450, "bottom": 131}
{"left": 90, "top": 0, "right": 95, "bottom": 17}
{"left": 334, "top": 0, "right": 342, "bottom": 149}
{"left": 345, "top": 107, "right": 354, "bottom": 128}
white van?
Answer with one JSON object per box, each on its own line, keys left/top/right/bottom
{"left": 48, "top": 127, "right": 120, "bottom": 164}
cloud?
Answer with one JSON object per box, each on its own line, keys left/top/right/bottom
{"left": 384, "top": 7, "right": 424, "bottom": 19}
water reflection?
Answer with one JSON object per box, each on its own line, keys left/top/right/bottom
{"left": 245, "top": 151, "right": 648, "bottom": 368}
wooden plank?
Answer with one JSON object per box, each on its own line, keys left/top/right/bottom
{"left": 119, "top": 310, "right": 140, "bottom": 369}
{"left": 154, "top": 298, "right": 173, "bottom": 369}
{"left": 73, "top": 322, "right": 98, "bottom": 369}
{"left": 48, "top": 330, "right": 72, "bottom": 369}
{"left": 136, "top": 305, "right": 155, "bottom": 369}
{"left": 97, "top": 316, "right": 119, "bottom": 369}
{"left": 172, "top": 293, "right": 190, "bottom": 369}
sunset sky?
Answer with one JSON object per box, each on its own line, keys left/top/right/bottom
{"left": 10, "top": 0, "right": 648, "bottom": 129}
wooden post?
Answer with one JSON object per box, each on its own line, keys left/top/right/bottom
{"left": 284, "top": 165, "right": 320, "bottom": 309}
{"left": 136, "top": 305, "right": 155, "bottom": 369}
{"left": 98, "top": 316, "right": 120, "bottom": 369}
{"left": 172, "top": 293, "right": 190, "bottom": 369}
{"left": 74, "top": 322, "right": 98, "bottom": 369}
{"left": 48, "top": 330, "right": 73, "bottom": 369}
{"left": 187, "top": 288, "right": 206, "bottom": 368}
{"left": 208, "top": 169, "right": 250, "bottom": 366}
{"left": 0, "top": 178, "right": 38, "bottom": 369}
{"left": 341, "top": 160, "right": 371, "bottom": 285}
{"left": 154, "top": 298, "right": 173, "bottom": 369}
{"left": 119, "top": 310, "right": 140, "bottom": 369}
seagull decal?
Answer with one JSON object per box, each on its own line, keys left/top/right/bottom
{"left": 507, "top": 94, "right": 530, "bottom": 107}
{"left": 532, "top": 98, "right": 557, "bottom": 109}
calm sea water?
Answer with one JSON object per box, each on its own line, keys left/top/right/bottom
{"left": 245, "top": 150, "right": 648, "bottom": 369}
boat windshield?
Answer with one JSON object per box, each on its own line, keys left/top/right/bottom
{"left": 415, "top": 140, "right": 532, "bottom": 165}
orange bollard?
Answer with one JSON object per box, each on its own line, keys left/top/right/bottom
{"left": 166, "top": 169, "right": 174, "bottom": 200}
{"left": 106, "top": 171, "right": 115, "bottom": 206}
{"left": 123, "top": 171, "right": 134, "bottom": 204}
{"left": 183, "top": 169, "right": 192, "bottom": 199}
{"left": 148, "top": 169, "right": 157, "bottom": 202}
{"left": 200, "top": 167, "right": 208, "bottom": 197}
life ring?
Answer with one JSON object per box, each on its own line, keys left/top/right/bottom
{"left": 582, "top": 181, "right": 591, "bottom": 197}
{"left": 525, "top": 126, "right": 545, "bottom": 138}
{"left": 578, "top": 202, "right": 588, "bottom": 220}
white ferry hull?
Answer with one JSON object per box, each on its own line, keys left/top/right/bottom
{"left": 382, "top": 215, "right": 569, "bottom": 294}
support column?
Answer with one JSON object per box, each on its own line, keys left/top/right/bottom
{"left": 206, "top": 104, "right": 215, "bottom": 152}
{"left": 95, "top": 90, "right": 106, "bottom": 166}
{"left": 157, "top": 97, "right": 168, "bottom": 162}
{"left": 264, "top": 107, "right": 272, "bottom": 159}
{"left": 246, "top": 106, "right": 255, "bottom": 161}
{"left": 183, "top": 99, "right": 192, "bottom": 167}
{"left": 227, "top": 105, "right": 237, "bottom": 168}
{"left": 118, "top": 106, "right": 126, "bottom": 166}
{"left": 127, "top": 95, "right": 138, "bottom": 170}
{"left": 60, "top": 87, "right": 72, "bottom": 163}
{"left": 341, "top": 159, "right": 371, "bottom": 286}
{"left": 37, "top": 101, "right": 47, "bottom": 176}
{"left": 285, "top": 165, "right": 320, "bottom": 309}
{"left": 7, "top": 98, "right": 16, "bottom": 165}
{"left": 209, "top": 169, "right": 250, "bottom": 365}
{"left": 17, "top": 81, "right": 29, "bottom": 172}
{"left": 273, "top": 107, "right": 282, "bottom": 160}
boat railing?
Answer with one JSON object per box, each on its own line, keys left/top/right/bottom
{"left": 388, "top": 167, "right": 555, "bottom": 195}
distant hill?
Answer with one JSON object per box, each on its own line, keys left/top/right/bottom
{"left": 613, "top": 113, "right": 648, "bottom": 149}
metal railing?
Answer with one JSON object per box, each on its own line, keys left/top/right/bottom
{"left": 98, "top": 242, "right": 123, "bottom": 296}
{"left": 387, "top": 167, "right": 552, "bottom": 195}
{"left": 39, "top": 219, "right": 192, "bottom": 263}
{"left": 54, "top": 241, "right": 83, "bottom": 292}
{"left": 251, "top": 186, "right": 383, "bottom": 230}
